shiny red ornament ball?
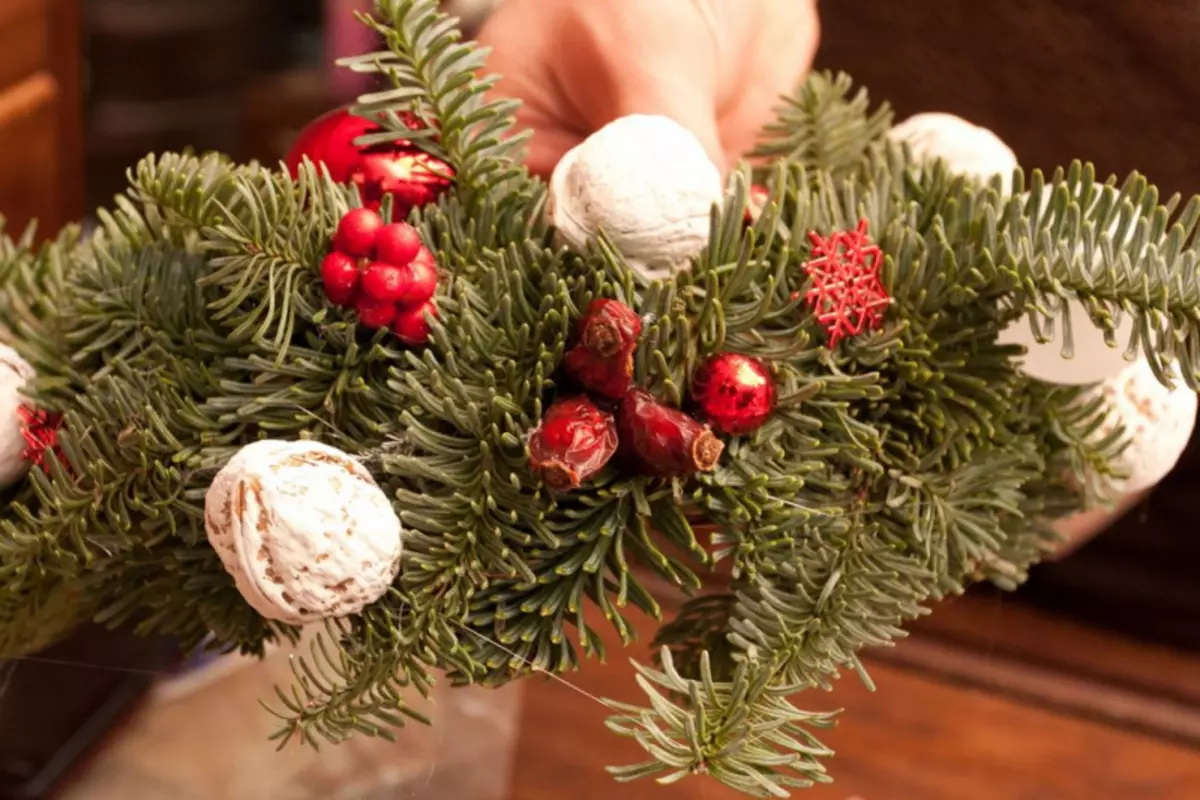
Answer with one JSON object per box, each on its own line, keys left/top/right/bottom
{"left": 284, "top": 107, "right": 454, "bottom": 215}
{"left": 691, "top": 353, "right": 777, "bottom": 435}
{"left": 394, "top": 300, "right": 437, "bottom": 345}
{"left": 335, "top": 208, "right": 384, "bottom": 257}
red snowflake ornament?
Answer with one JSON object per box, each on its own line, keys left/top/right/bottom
{"left": 801, "top": 218, "right": 891, "bottom": 347}
{"left": 18, "top": 405, "right": 64, "bottom": 470}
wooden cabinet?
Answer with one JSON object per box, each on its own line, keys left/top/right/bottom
{"left": 0, "top": 0, "right": 82, "bottom": 237}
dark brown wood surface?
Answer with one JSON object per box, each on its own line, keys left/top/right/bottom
{"left": 0, "top": 0, "right": 82, "bottom": 237}
{"left": 509, "top": 589, "right": 1200, "bottom": 799}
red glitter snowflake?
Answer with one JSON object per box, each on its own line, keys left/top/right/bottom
{"left": 18, "top": 405, "right": 64, "bottom": 470}
{"left": 800, "top": 218, "right": 891, "bottom": 347}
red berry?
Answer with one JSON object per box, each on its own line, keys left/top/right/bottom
{"left": 398, "top": 252, "right": 438, "bottom": 305}
{"left": 394, "top": 300, "right": 437, "bottom": 345}
{"left": 527, "top": 397, "right": 619, "bottom": 492}
{"left": 321, "top": 252, "right": 360, "bottom": 301}
{"left": 617, "top": 388, "right": 724, "bottom": 478}
{"left": 325, "top": 284, "right": 357, "bottom": 306}
{"left": 335, "top": 208, "right": 383, "bottom": 258}
{"left": 361, "top": 262, "right": 409, "bottom": 302}
{"left": 691, "top": 353, "right": 777, "bottom": 435}
{"left": 563, "top": 299, "right": 643, "bottom": 399}
{"left": 355, "top": 294, "right": 397, "bottom": 329}
{"left": 375, "top": 222, "right": 423, "bottom": 266}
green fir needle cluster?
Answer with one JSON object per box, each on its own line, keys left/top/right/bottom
{"left": 2, "top": 2, "right": 1198, "bottom": 796}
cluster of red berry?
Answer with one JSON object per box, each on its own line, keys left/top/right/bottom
{"left": 527, "top": 299, "right": 777, "bottom": 492}
{"left": 320, "top": 208, "right": 439, "bottom": 345}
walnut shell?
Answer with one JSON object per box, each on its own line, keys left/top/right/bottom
{"left": 890, "top": 112, "right": 1018, "bottom": 193}
{"left": 204, "top": 439, "right": 403, "bottom": 624}
{"left": 547, "top": 114, "right": 723, "bottom": 282}
{"left": 0, "top": 343, "right": 34, "bottom": 489}
{"left": 1087, "top": 358, "right": 1197, "bottom": 495}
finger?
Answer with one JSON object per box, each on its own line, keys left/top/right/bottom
{"left": 607, "top": 75, "right": 728, "bottom": 176}
{"left": 552, "top": 4, "right": 728, "bottom": 174}
{"left": 520, "top": 121, "right": 584, "bottom": 178}
{"left": 719, "top": 0, "right": 821, "bottom": 162}
{"left": 475, "top": 1, "right": 574, "bottom": 174}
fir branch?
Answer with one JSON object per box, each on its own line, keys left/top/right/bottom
{"left": 751, "top": 72, "right": 893, "bottom": 184}
{"left": 342, "top": 0, "right": 531, "bottom": 214}
{"left": 606, "top": 650, "right": 837, "bottom": 798}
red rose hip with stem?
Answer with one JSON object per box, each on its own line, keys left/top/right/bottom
{"left": 617, "top": 388, "right": 724, "bottom": 477}
{"left": 528, "top": 396, "right": 619, "bottom": 491}
{"left": 361, "top": 262, "right": 410, "bottom": 302}
{"left": 563, "top": 298, "right": 643, "bottom": 399}
{"left": 335, "top": 208, "right": 383, "bottom": 258}
{"left": 394, "top": 300, "right": 437, "bottom": 345}
{"left": 355, "top": 294, "right": 397, "bottom": 329}
{"left": 321, "top": 252, "right": 360, "bottom": 301}
{"left": 375, "top": 221, "right": 423, "bottom": 266}
{"left": 398, "top": 251, "right": 438, "bottom": 306}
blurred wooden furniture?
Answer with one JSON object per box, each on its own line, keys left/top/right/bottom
{"left": 513, "top": 585, "right": 1200, "bottom": 799}
{"left": 0, "top": 0, "right": 83, "bottom": 236}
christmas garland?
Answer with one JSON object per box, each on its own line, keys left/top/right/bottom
{"left": 2, "top": 2, "right": 1198, "bottom": 796}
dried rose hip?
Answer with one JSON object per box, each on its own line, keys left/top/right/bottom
{"left": 527, "top": 396, "right": 619, "bottom": 491}
{"left": 617, "top": 388, "right": 724, "bottom": 477}
{"left": 563, "top": 298, "right": 642, "bottom": 399}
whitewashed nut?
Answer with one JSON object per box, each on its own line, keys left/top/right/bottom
{"left": 890, "top": 112, "right": 1018, "bottom": 193}
{"left": 547, "top": 114, "right": 723, "bottom": 283}
{"left": 204, "top": 439, "right": 403, "bottom": 625}
{"left": 1084, "top": 358, "right": 1197, "bottom": 495}
{"left": 0, "top": 343, "right": 34, "bottom": 489}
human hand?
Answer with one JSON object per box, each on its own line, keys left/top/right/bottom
{"left": 475, "top": 0, "right": 821, "bottom": 177}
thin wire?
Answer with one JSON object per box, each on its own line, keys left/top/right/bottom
{"left": 0, "top": 654, "right": 174, "bottom": 677}
{"left": 451, "top": 622, "right": 623, "bottom": 713}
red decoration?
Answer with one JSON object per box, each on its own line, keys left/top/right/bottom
{"left": 18, "top": 405, "right": 64, "bottom": 471}
{"left": 320, "top": 252, "right": 360, "bottom": 305}
{"left": 334, "top": 208, "right": 384, "bottom": 257}
{"left": 528, "top": 396, "right": 618, "bottom": 491}
{"left": 802, "top": 218, "right": 891, "bottom": 347}
{"left": 617, "top": 388, "right": 724, "bottom": 478}
{"left": 376, "top": 222, "right": 424, "bottom": 266}
{"left": 355, "top": 295, "right": 398, "bottom": 329}
{"left": 394, "top": 300, "right": 438, "bottom": 346}
{"left": 563, "top": 299, "right": 643, "bottom": 399}
{"left": 361, "top": 262, "right": 409, "bottom": 303}
{"left": 284, "top": 107, "right": 454, "bottom": 215}
{"left": 398, "top": 253, "right": 438, "bottom": 306}
{"left": 320, "top": 212, "right": 439, "bottom": 340}
{"left": 691, "top": 353, "right": 777, "bottom": 435}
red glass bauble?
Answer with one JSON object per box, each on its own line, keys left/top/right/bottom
{"left": 284, "top": 107, "right": 455, "bottom": 215}
{"left": 691, "top": 353, "right": 777, "bottom": 435}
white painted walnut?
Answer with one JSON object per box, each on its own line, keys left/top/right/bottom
{"left": 889, "top": 112, "right": 1018, "bottom": 193}
{"left": 547, "top": 114, "right": 723, "bottom": 283}
{"left": 0, "top": 343, "right": 34, "bottom": 489}
{"left": 1083, "top": 357, "right": 1197, "bottom": 496}
{"left": 204, "top": 439, "right": 403, "bottom": 625}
